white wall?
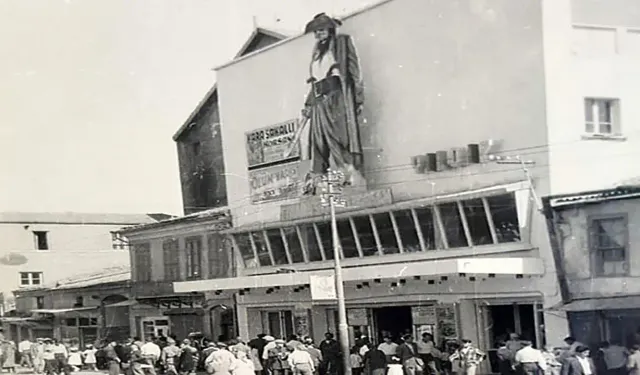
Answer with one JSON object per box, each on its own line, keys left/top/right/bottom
{"left": 0, "top": 222, "right": 131, "bottom": 296}
{"left": 549, "top": 13, "right": 640, "bottom": 194}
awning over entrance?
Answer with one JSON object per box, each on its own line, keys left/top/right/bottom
{"left": 0, "top": 316, "right": 50, "bottom": 329}
{"left": 559, "top": 296, "right": 640, "bottom": 312}
{"left": 31, "top": 306, "right": 98, "bottom": 317}
{"left": 174, "top": 256, "right": 543, "bottom": 293}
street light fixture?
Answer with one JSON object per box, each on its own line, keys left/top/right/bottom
{"left": 320, "top": 169, "right": 352, "bottom": 375}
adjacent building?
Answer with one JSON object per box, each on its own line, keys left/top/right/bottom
{"left": 174, "top": 1, "right": 570, "bottom": 371}
{"left": 544, "top": 183, "right": 640, "bottom": 348}
{"left": 123, "top": 27, "right": 288, "bottom": 340}
{"left": 547, "top": 0, "right": 640, "bottom": 194}
{"left": 1, "top": 265, "right": 132, "bottom": 346}
{"left": 0, "top": 212, "right": 164, "bottom": 313}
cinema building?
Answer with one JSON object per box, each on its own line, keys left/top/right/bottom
{"left": 174, "top": 0, "right": 579, "bottom": 366}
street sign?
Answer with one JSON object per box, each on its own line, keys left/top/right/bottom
{"left": 310, "top": 275, "right": 337, "bottom": 300}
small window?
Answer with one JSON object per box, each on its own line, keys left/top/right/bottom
{"left": 437, "top": 202, "right": 468, "bottom": 248}
{"left": 337, "top": 219, "right": 359, "bottom": 258}
{"left": 584, "top": 98, "right": 620, "bottom": 135}
{"left": 281, "top": 227, "right": 304, "bottom": 264}
{"left": 192, "top": 141, "right": 201, "bottom": 156}
{"left": 19, "top": 272, "right": 43, "bottom": 287}
{"left": 351, "top": 215, "right": 378, "bottom": 257}
{"left": 111, "top": 231, "right": 129, "bottom": 250}
{"left": 33, "top": 231, "right": 49, "bottom": 250}
{"left": 74, "top": 296, "right": 84, "bottom": 307}
{"left": 298, "top": 225, "right": 323, "bottom": 262}
{"left": 185, "top": 237, "right": 202, "bottom": 280}
{"left": 64, "top": 318, "right": 77, "bottom": 326}
{"left": 591, "top": 216, "right": 628, "bottom": 277}
{"left": 265, "top": 229, "right": 289, "bottom": 265}
{"left": 234, "top": 233, "right": 258, "bottom": 268}
{"left": 35, "top": 296, "right": 45, "bottom": 309}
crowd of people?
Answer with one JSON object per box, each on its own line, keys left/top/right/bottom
{"left": 5, "top": 331, "right": 640, "bottom": 375}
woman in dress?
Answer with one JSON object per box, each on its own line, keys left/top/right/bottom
{"left": 301, "top": 13, "right": 366, "bottom": 193}
{"left": 67, "top": 346, "right": 83, "bottom": 371}
{"left": 82, "top": 344, "right": 98, "bottom": 371}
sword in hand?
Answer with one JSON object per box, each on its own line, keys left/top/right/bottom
{"left": 283, "top": 114, "right": 310, "bottom": 158}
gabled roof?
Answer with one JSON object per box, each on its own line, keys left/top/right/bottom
{"left": 172, "top": 27, "right": 289, "bottom": 141}
{"left": 119, "top": 208, "right": 231, "bottom": 235}
{"left": 0, "top": 212, "right": 162, "bottom": 225}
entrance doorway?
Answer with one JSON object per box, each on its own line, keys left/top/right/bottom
{"left": 486, "top": 304, "right": 543, "bottom": 373}
{"left": 488, "top": 304, "right": 537, "bottom": 345}
{"left": 373, "top": 306, "right": 413, "bottom": 343}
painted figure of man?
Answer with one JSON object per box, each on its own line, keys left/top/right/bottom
{"left": 301, "top": 13, "right": 365, "bottom": 194}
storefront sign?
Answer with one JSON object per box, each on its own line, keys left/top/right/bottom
{"left": 412, "top": 306, "right": 437, "bottom": 325}
{"left": 249, "top": 161, "right": 302, "bottom": 204}
{"left": 436, "top": 304, "right": 458, "bottom": 340}
{"left": 411, "top": 139, "right": 503, "bottom": 174}
{"left": 347, "top": 308, "right": 368, "bottom": 326}
{"left": 246, "top": 119, "right": 300, "bottom": 168}
{"left": 310, "top": 275, "right": 337, "bottom": 300}
{"left": 280, "top": 188, "right": 393, "bottom": 221}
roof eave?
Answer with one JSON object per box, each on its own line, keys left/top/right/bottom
{"left": 173, "top": 84, "right": 218, "bottom": 141}
{"left": 548, "top": 187, "right": 640, "bottom": 210}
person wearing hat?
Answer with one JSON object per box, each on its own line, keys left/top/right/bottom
{"left": 177, "top": 339, "right": 198, "bottom": 375}
{"left": 82, "top": 343, "right": 98, "bottom": 371}
{"left": 267, "top": 339, "right": 290, "bottom": 375}
{"left": 161, "top": 338, "right": 181, "bottom": 375}
{"left": 299, "top": 12, "right": 366, "bottom": 194}
{"left": 31, "top": 338, "right": 46, "bottom": 374}
{"left": 262, "top": 337, "right": 276, "bottom": 362}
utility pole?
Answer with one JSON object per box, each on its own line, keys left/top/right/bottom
{"left": 320, "top": 169, "right": 352, "bottom": 375}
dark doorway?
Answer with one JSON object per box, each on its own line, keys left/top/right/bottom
{"left": 374, "top": 306, "right": 413, "bottom": 343}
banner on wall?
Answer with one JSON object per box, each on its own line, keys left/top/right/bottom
{"left": 310, "top": 275, "right": 337, "bottom": 300}
{"left": 248, "top": 161, "right": 303, "bottom": 204}
{"left": 245, "top": 119, "right": 300, "bottom": 169}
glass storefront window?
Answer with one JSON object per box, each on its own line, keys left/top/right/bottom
{"left": 438, "top": 202, "right": 468, "bottom": 248}
{"left": 351, "top": 215, "right": 378, "bottom": 256}
{"left": 413, "top": 207, "right": 436, "bottom": 250}
{"left": 266, "top": 229, "right": 288, "bottom": 265}
{"left": 316, "top": 222, "right": 334, "bottom": 260}
{"left": 392, "top": 210, "right": 421, "bottom": 252}
{"left": 282, "top": 227, "right": 305, "bottom": 263}
{"left": 299, "top": 224, "right": 323, "bottom": 262}
{"left": 462, "top": 198, "right": 494, "bottom": 246}
{"left": 372, "top": 213, "right": 399, "bottom": 254}
{"left": 251, "top": 232, "right": 273, "bottom": 267}
{"left": 338, "top": 219, "right": 360, "bottom": 258}
{"left": 487, "top": 193, "right": 521, "bottom": 243}
{"left": 233, "top": 233, "right": 256, "bottom": 268}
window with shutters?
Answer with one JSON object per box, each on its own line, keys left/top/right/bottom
{"left": 589, "top": 215, "right": 628, "bottom": 277}
{"left": 208, "top": 234, "right": 228, "bottom": 279}
{"left": 163, "top": 239, "right": 180, "bottom": 281}
{"left": 133, "top": 243, "right": 152, "bottom": 282}
{"left": 185, "top": 236, "right": 202, "bottom": 280}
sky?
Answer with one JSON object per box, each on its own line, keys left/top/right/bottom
{"left": 0, "top": 0, "right": 377, "bottom": 216}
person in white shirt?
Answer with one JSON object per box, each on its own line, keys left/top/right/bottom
{"left": 416, "top": 333, "right": 440, "bottom": 375}
{"left": 600, "top": 341, "right": 628, "bottom": 375}
{"left": 141, "top": 337, "right": 161, "bottom": 375}
{"left": 18, "top": 339, "right": 33, "bottom": 368}
{"left": 262, "top": 336, "right": 277, "bottom": 361}
{"left": 514, "top": 341, "right": 547, "bottom": 375}
{"left": 288, "top": 342, "right": 315, "bottom": 375}
{"left": 377, "top": 336, "right": 399, "bottom": 363}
